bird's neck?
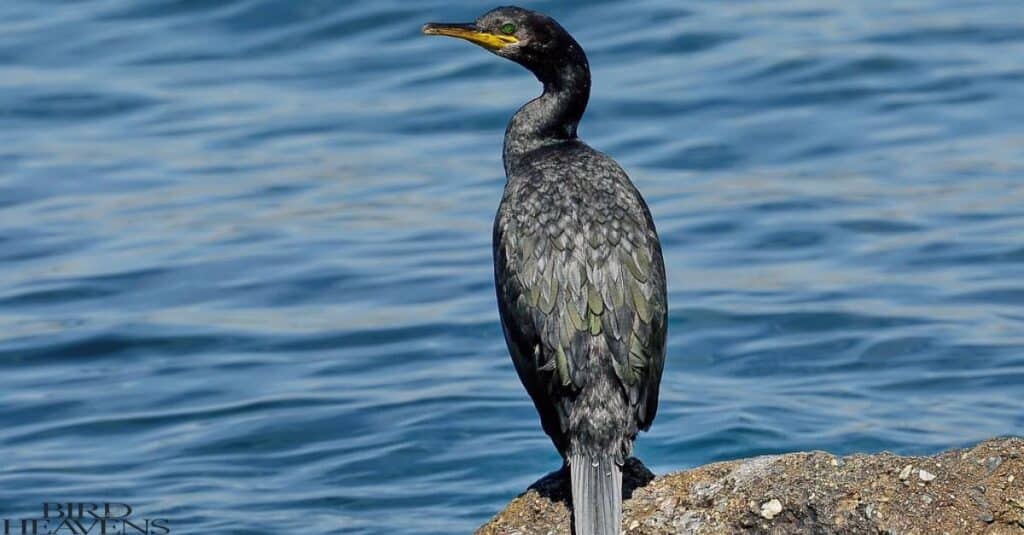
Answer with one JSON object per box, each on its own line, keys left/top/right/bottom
{"left": 503, "top": 59, "right": 591, "bottom": 175}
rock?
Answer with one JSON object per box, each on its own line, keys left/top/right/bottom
{"left": 759, "top": 499, "right": 782, "bottom": 519}
{"left": 899, "top": 464, "right": 914, "bottom": 481}
{"left": 476, "top": 437, "right": 1024, "bottom": 535}
{"left": 986, "top": 456, "right": 1004, "bottom": 474}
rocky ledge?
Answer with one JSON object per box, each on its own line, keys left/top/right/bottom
{"left": 477, "top": 437, "right": 1024, "bottom": 534}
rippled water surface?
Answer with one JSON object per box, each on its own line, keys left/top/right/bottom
{"left": 2, "top": 0, "right": 1024, "bottom": 532}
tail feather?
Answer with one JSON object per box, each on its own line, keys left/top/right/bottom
{"left": 569, "top": 453, "right": 622, "bottom": 535}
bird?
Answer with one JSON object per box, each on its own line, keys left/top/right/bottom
{"left": 423, "top": 7, "right": 667, "bottom": 535}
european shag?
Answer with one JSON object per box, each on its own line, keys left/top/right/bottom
{"left": 423, "top": 7, "right": 667, "bottom": 534}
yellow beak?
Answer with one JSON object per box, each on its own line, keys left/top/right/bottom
{"left": 422, "top": 23, "right": 519, "bottom": 51}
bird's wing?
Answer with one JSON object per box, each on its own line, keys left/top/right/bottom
{"left": 494, "top": 198, "right": 573, "bottom": 454}
{"left": 582, "top": 165, "right": 667, "bottom": 432}
{"left": 609, "top": 184, "right": 668, "bottom": 431}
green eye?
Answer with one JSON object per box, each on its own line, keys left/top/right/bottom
{"left": 500, "top": 22, "right": 517, "bottom": 35}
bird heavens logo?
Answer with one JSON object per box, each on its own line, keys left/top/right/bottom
{"left": 2, "top": 503, "right": 169, "bottom": 535}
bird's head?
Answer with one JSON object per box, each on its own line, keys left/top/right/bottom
{"left": 422, "top": 6, "right": 586, "bottom": 87}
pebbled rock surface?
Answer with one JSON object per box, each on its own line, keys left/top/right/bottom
{"left": 477, "top": 437, "right": 1024, "bottom": 534}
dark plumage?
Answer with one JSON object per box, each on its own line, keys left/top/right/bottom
{"left": 423, "top": 7, "right": 667, "bottom": 534}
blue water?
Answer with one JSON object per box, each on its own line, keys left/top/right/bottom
{"left": 2, "top": 0, "right": 1023, "bottom": 533}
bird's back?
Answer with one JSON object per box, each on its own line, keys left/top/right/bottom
{"left": 493, "top": 139, "right": 668, "bottom": 461}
